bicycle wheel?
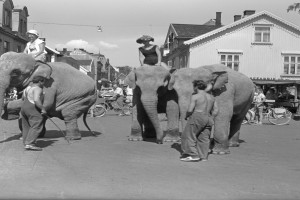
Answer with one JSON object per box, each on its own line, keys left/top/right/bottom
{"left": 267, "top": 108, "right": 292, "bottom": 125}
{"left": 93, "top": 104, "right": 107, "bottom": 117}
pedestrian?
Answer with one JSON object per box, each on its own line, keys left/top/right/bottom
{"left": 23, "top": 30, "right": 47, "bottom": 62}
{"left": 110, "top": 83, "right": 130, "bottom": 116}
{"left": 254, "top": 87, "right": 266, "bottom": 125}
{"left": 136, "top": 35, "right": 169, "bottom": 69}
{"left": 180, "top": 80, "right": 218, "bottom": 162}
{"left": 21, "top": 76, "right": 47, "bottom": 151}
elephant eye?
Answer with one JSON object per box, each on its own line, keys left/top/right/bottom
{"left": 11, "top": 69, "right": 21, "bottom": 77}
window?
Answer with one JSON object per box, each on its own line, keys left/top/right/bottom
{"left": 254, "top": 26, "right": 270, "bottom": 43}
{"left": 4, "top": 9, "right": 11, "bottom": 27}
{"left": 17, "top": 45, "right": 22, "bottom": 53}
{"left": 4, "top": 41, "right": 10, "bottom": 52}
{"left": 220, "top": 54, "right": 240, "bottom": 71}
{"left": 283, "top": 55, "right": 300, "bottom": 75}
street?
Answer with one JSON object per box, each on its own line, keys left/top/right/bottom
{"left": 0, "top": 112, "right": 300, "bottom": 200}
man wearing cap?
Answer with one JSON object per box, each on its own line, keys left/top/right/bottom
{"left": 24, "top": 30, "right": 47, "bottom": 62}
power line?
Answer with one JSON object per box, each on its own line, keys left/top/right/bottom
{"left": 28, "top": 21, "right": 99, "bottom": 28}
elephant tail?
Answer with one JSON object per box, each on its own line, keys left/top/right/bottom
{"left": 83, "top": 111, "right": 97, "bottom": 137}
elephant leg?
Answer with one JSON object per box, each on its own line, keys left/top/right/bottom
{"left": 64, "top": 118, "right": 81, "bottom": 140}
{"left": 212, "top": 111, "right": 232, "bottom": 155}
{"left": 163, "top": 100, "right": 180, "bottom": 142}
{"left": 228, "top": 112, "right": 247, "bottom": 147}
{"left": 128, "top": 104, "right": 143, "bottom": 141}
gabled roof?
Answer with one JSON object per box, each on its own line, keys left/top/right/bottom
{"left": 45, "top": 46, "right": 60, "bottom": 55}
{"left": 171, "top": 24, "right": 221, "bottom": 39}
{"left": 185, "top": 10, "right": 300, "bottom": 45}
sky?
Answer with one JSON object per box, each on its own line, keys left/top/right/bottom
{"left": 12, "top": 0, "right": 300, "bottom": 67}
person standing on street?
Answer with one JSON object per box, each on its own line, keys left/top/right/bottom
{"left": 254, "top": 87, "right": 266, "bottom": 125}
{"left": 180, "top": 80, "right": 218, "bottom": 162}
{"left": 21, "top": 76, "right": 47, "bottom": 151}
{"left": 23, "top": 30, "right": 47, "bottom": 62}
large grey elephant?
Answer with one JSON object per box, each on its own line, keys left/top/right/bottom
{"left": 125, "top": 65, "right": 180, "bottom": 144}
{"left": 168, "top": 64, "right": 255, "bottom": 154}
{"left": 0, "top": 52, "right": 97, "bottom": 140}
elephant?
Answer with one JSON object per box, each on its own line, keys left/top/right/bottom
{"left": 168, "top": 64, "right": 255, "bottom": 154}
{"left": 125, "top": 65, "right": 180, "bottom": 144}
{"left": 0, "top": 52, "right": 97, "bottom": 140}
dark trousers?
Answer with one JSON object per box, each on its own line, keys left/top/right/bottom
{"left": 20, "top": 98, "right": 44, "bottom": 146}
{"left": 181, "top": 112, "right": 212, "bottom": 159}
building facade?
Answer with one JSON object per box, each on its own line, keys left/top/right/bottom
{"left": 0, "top": 0, "right": 28, "bottom": 55}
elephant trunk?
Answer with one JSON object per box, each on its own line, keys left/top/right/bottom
{"left": 140, "top": 95, "right": 164, "bottom": 143}
{"left": 0, "top": 76, "right": 11, "bottom": 119}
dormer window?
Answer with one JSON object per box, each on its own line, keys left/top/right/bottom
{"left": 4, "top": 9, "right": 11, "bottom": 27}
{"left": 255, "top": 27, "right": 270, "bottom": 42}
{"left": 252, "top": 24, "right": 273, "bottom": 45}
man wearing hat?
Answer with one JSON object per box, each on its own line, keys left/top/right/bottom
{"left": 136, "top": 35, "right": 169, "bottom": 69}
{"left": 23, "top": 30, "right": 47, "bottom": 62}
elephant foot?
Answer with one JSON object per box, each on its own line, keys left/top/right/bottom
{"left": 156, "top": 139, "right": 163, "bottom": 144}
{"left": 163, "top": 128, "right": 180, "bottom": 143}
{"left": 128, "top": 136, "right": 143, "bottom": 141}
{"left": 163, "top": 137, "right": 180, "bottom": 143}
{"left": 229, "top": 142, "right": 240, "bottom": 147}
{"left": 211, "top": 148, "right": 230, "bottom": 155}
{"left": 66, "top": 136, "right": 81, "bottom": 140}
{"left": 65, "top": 128, "right": 81, "bottom": 140}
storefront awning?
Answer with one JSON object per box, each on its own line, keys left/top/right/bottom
{"left": 252, "top": 80, "right": 300, "bottom": 85}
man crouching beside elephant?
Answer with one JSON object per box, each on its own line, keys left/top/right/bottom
{"left": 21, "top": 76, "right": 46, "bottom": 151}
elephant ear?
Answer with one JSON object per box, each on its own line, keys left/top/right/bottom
{"left": 211, "top": 71, "right": 228, "bottom": 90}
{"left": 125, "top": 70, "right": 136, "bottom": 89}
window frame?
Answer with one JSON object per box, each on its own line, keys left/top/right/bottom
{"left": 252, "top": 24, "right": 273, "bottom": 45}
{"left": 3, "top": 8, "right": 11, "bottom": 28}
{"left": 220, "top": 53, "right": 241, "bottom": 71}
{"left": 3, "top": 41, "right": 10, "bottom": 52}
{"left": 282, "top": 54, "right": 300, "bottom": 76}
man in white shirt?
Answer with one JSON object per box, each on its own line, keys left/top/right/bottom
{"left": 111, "top": 84, "right": 130, "bottom": 116}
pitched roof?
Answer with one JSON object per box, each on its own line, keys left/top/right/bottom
{"left": 171, "top": 24, "right": 221, "bottom": 38}
{"left": 185, "top": 10, "right": 300, "bottom": 45}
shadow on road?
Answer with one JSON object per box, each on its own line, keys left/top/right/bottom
{"left": 171, "top": 142, "right": 183, "bottom": 154}
{"left": 43, "top": 130, "right": 103, "bottom": 139}
{"left": 0, "top": 134, "right": 21, "bottom": 144}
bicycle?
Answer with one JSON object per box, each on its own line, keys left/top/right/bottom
{"left": 90, "top": 96, "right": 132, "bottom": 117}
{"left": 242, "top": 100, "right": 292, "bottom": 125}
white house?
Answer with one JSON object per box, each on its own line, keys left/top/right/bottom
{"left": 184, "top": 10, "right": 300, "bottom": 83}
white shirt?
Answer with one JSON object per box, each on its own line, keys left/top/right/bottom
{"left": 114, "top": 87, "right": 124, "bottom": 96}
{"left": 26, "top": 38, "right": 47, "bottom": 54}
{"left": 126, "top": 87, "right": 133, "bottom": 96}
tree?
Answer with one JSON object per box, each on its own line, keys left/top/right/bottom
{"left": 287, "top": 3, "right": 300, "bottom": 13}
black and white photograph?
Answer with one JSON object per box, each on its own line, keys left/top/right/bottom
{"left": 0, "top": 0, "right": 300, "bottom": 199}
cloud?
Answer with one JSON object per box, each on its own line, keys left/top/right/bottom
{"left": 55, "top": 39, "right": 99, "bottom": 53}
{"left": 99, "top": 41, "right": 119, "bottom": 49}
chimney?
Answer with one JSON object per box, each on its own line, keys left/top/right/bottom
{"left": 234, "top": 15, "right": 242, "bottom": 22}
{"left": 243, "top": 10, "right": 255, "bottom": 17}
{"left": 216, "top": 12, "right": 222, "bottom": 26}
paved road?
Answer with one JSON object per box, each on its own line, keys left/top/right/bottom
{"left": 0, "top": 113, "right": 300, "bottom": 200}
